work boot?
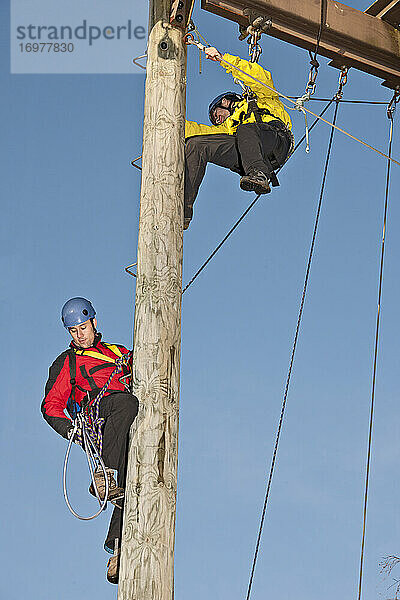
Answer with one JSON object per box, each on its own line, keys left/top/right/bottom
{"left": 240, "top": 170, "right": 271, "bottom": 195}
{"left": 89, "top": 467, "right": 124, "bottom": 502}
{"left": 184, "top": 202, "right": 193, "bottom": 230}
{"left": 107, "top": 552, "right": 120, "bottom": 584}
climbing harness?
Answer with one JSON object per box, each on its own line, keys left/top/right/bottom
{"left": 232, "top": 76, "right": 292, "bottom": 155}
{"left": 357, "top": 87, "right": 398, "bottom": 600}
{"left": 62, "top": 347, "right": 132, "bottom": 520}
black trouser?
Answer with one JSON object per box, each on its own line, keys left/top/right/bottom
{"left": 97, "top": 391, "right": 139, "bottom": 553}
{"left": 184, "top": 122, "right": 291, "bottom": 207}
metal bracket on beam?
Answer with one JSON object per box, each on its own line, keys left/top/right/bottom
{"left": 238, "top": 9, "right": 272, "bottom": 62}
{"left": 238, "top": 9, "right": 272, "bottom": 40}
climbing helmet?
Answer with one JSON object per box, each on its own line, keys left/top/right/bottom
{"left": 208, "top": 92, "right": 243, "bottom": 125}
{"left": 61, "top": 297, "right": 96, "bottom": 328}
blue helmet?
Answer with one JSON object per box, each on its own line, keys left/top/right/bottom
{"left": 61, "top": 297, "right": 96, "bottom": 328}
{"left": 208, "top": 92, "right": 243, "bottom": 125}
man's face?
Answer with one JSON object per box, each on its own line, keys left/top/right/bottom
{"left": 68, "top": 318, "right": 97, "bottom": 348}
{"left": 213, "top": 97, "right": 231, "bottom": 124}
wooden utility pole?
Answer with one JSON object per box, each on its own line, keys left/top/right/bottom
{"left": 118, "top": 0, "right": 193, "bottom": 597}
{"left": 202, "top": 0, "right": 400, "bottom": 88}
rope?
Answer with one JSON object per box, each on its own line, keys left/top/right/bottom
{"left": 313, "top": 0, "right": 327, "bottom": 62}
{"left": 182, "top": 97, "right": 335, "bottom": 294}
{"left": 245, "top": 98, "right": 341, "bottom": 600}
{"left": 63, "top": 351, "right": 132, "bottom": 520}
{"left": 357, "top": 93, "right": 397, "bottom": 600}
{"left": 63, "top": 413, "right": 110, "bottom": 520}
{"left": 182, "top": 194, "right": 261, "bottom": 293}
{"left": 287, "top": 98, "right": 389, "bottom": 105}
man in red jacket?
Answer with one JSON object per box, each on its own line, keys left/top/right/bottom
{"left": 41, "top": 297, "right": 138, "bottom": 584}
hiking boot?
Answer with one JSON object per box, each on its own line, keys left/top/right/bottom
{"left": 107, "top": 552, "right": 120, "bottom": 584}
{"left": 240, "top": 170, "right": 271, "bottom": 195}
{"left": 89, "top": 467, "right": 124, "bottom": 502}
{"left": 184, "top": 203, "right": 193, "bottom": 230}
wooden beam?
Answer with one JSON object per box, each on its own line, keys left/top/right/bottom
{"left": 365, "top": 0, "right": 400, "bottom": 28}
{"left": 201, "top": 0, "right": 400, "bottom": 88}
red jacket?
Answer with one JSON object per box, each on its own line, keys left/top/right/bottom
{"left": 41, "top": 333, "right": 131, "bottom": 438}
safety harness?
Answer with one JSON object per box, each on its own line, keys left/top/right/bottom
{"left": 67, "top": 343, "right": 130, "bottom": 418}
{"left": 67, "top": 344, "right": 132, "bottom": 454}
{"left": 232, "top": 87, "right": 295, "bottom": 187}
{"left": 63, "top": 344, "right": 132, "bottom": 521}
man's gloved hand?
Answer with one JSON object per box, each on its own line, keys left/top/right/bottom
{"left": 67, "top": 426, "right": 82, "bottom": 446}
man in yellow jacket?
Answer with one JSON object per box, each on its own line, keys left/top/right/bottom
{"left": 184, "top": 46, "right": 293, "bottom": 229}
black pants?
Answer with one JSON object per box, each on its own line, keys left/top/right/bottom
{"left": 184, "top": 122, "right": 291, "bottom": 207}
{"left": 97, "top": 391, "right": 139, "bottom": 553}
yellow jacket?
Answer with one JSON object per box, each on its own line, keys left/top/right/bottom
{"left": 185, "top": 53, "right": 292, "bottom": 139}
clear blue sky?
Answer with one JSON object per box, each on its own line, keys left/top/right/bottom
{"left": 2, "top": 1, "right": 400, "bottom": 599}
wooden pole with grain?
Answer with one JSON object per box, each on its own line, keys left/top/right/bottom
{"left": 117, "top": 0, "right": 189, "bottom": 597}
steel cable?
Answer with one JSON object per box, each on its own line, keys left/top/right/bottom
{"left": 245, "top": 99, "right": 341, "bottom": 600}
{"left": 357, "top": 97, "right": 397, "bottom": 600}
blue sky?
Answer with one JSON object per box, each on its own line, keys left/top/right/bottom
{"left": 2, "top": 1, "right": 400, "bottom": 599}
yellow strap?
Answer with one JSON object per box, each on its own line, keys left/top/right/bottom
{"left": 103, "top": 343, "right": 123, "bottom": 358}
{"left": 75, "top": 350, "right": 116, "bottom": 364}
{"left": 75, "top": 343, "right": 126, "bottom": 364}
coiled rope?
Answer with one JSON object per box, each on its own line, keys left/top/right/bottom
{"left": 63, "top": 352, "right": 132, "bottom": 521}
